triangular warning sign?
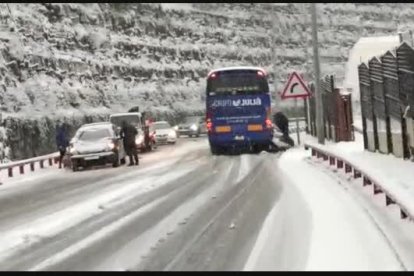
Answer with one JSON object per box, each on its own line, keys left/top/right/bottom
{"left": 280, "top": 72, "right": 312, "bottom": 99}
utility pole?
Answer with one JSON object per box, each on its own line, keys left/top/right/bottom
{"left": 271, "top": 10, "right": 280, "bottom": 111}
{"left": 300, "top": 4, "right": 311, "bottom": 134}
{"left": 311, "top": 3, "right": 324, "bottom": 144}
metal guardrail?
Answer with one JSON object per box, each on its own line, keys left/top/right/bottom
{"left": 288, "top": 117, "right": 306, "bottom": 122}
{"left": 304, "top": 142, "right": 414, "bottom": 222}
{"left": 352, "top": 124, "right": 364, "bottom": 134}
{"left": 288, "top": 126, "right": 307, "bottom": 133}
{"left": 0, "top": 152, "right": 60, "bottom": 180}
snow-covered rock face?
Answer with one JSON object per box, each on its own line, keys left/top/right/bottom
{"left": 0, "top": 3, "right": 409, "bottom": 159}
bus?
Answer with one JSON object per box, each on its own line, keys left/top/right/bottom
{"left": 205, "top": 66, "right": 274, "bottom": 154}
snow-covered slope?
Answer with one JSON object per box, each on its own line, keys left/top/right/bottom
{"left": 0, "top": 3, "right": 412, "bottom": 159}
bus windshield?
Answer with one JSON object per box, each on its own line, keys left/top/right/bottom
{"left": 206, "top": 69, "right": 269, "bottom": 96}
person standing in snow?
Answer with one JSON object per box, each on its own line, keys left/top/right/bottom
{"left": 120, "top": 120, "right": 139, "bottom": 166}
{"left": 273, "top": 111, "right": 294, "bottom": 147}
{"left": 55, "top": 123, "right": 69, "bottom": 169}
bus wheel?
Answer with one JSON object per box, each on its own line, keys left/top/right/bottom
{"left": 210, "top": 145, "right": 221, "bottom": 155}
{"left": 252, "top": 145, "right": 260, "bottom": 154}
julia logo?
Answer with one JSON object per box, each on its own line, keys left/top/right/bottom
{"left": 232, "top": 99, "right": 241, "bottom": 106}
{"left": 241, "top": 98, "right": 262, "bottom": 106}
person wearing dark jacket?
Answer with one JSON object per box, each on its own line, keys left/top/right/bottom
{"left": 56, "top": 123, "right": 69, "bottom": 169}
{"left": 120, "top": 121, "right": 139, "bottom": 166}
{"left": 273, "top": 111, "right": 294, "bottom": 147}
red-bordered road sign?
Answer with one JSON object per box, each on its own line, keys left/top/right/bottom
{"left": 281, "top": 71, "right": 312, "bottom": 99}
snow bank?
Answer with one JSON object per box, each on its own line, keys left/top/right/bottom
{"left": 245, "top": 148, "right": 406, "bottom": 270}
{"left": 160, "top": 3, "right": 194, "bottom": 12}
{"left": 277, "top": 148, "right": 405, "bottom": 270}
{"left": 304, "top": 132, "right": 414, "bottom": 220}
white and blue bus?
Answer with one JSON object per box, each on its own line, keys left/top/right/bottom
{"left": 205, "top": 66, "right": 274, "bottom": 154}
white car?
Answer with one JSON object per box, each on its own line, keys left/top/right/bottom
{"left": 153, "top": 121, "right": 177, "bottom": 144}
{"left": 69, "top": 122, "right": 126, "bottom": 171}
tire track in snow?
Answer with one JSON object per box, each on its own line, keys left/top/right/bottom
{"left": 0, "top": 157, "right": 207, "bottom": 270}
{"left": 0, "top": 141, "right": 209, "bottom": 270}
{"left": 243, "top": 153, "right": 312, "bottom": 271}
{"left": 0, "top": 141, "right": 206, "bottom": 232}
{"left": 29, "top": 151, "right": 235, "bottom": 271}
{"left": 95, "top": 156, "right": 241, "bottom": 271}
{"left": 134, "top": 153, "right": 282, "bottom": 271}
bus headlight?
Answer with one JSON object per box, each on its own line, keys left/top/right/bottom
{"left": 190, "top": 124, "right": 198, "bottom": 131}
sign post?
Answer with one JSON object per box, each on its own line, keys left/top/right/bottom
{"left": 294, "top": 98, "right": 300, "bottom": 145}
{"left": 281, "top": 71, "right": 312, "bottom": 145}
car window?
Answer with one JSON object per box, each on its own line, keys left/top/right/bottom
{"left": 154, "top": 122, "right": 171, "bottom": 130}
{"left": 78, "top": 128, "right": 111, "bottom": 141}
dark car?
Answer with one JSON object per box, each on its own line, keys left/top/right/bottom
{"left": 109, "top": 112, "right": 157, "bottom": 152}
{"left": 69, "top": 122, "right": 126, "bottom": 171}
{"left": 177, "top": 116, "right": 207, "bottom": 138}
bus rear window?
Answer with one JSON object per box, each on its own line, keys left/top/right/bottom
{"left": 206, "top": 70, "right": 269, "bottom": 96}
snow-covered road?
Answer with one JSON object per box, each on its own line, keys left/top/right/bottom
{"left": 0, "top": 136, "right": 411, "bottom": 271}
{"left": 244, "top": 148, "right": 413, "bottom": 271}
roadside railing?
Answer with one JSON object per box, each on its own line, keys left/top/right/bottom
{"left": 0, "top": 152, "right": 60, "bottom": 180}
{"left": 304, "top": 142, "right": 414, "bottom": 222}
{"left": 352, "top": 124, "right": 364, "bottom": 134}
{"left": 288, "top": 125, "right": 307, "bottom": 133}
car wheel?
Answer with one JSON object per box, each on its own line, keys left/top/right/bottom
{"left": 112, "top": 153, "right": 120, "bottom": 168}
{"left": 121, "top": 157, "right": 126, "bottom": 165}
